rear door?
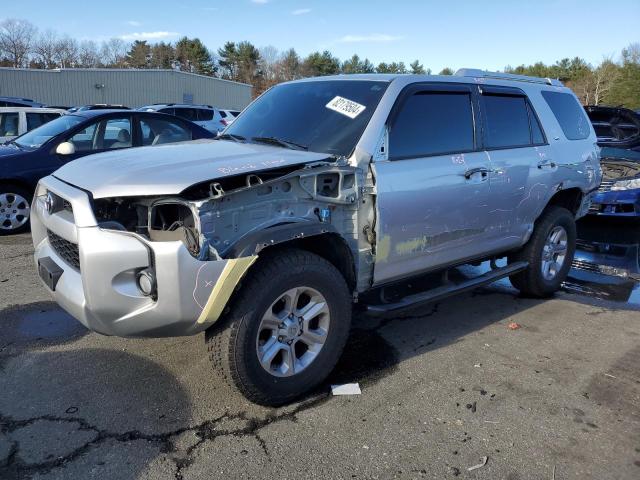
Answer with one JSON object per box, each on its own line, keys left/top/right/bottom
{"left": 373, "top": 83, "right": 493, "bottom": 285}
{"left": 478, "top": 86, "right": 553, "bottom": 249}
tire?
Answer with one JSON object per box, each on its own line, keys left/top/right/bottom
{"left": 0, "top": 184, "right": 32, "bottom": 235}
{"left": 508, "top": 206, "right": 576, "bottom": 298}
{"left": 205, "top": 248, "right": 352, "bottom": 406}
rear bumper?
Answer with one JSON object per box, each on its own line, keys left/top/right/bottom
{"left": 31, "top": 176, "right": 255, "bottom": 337}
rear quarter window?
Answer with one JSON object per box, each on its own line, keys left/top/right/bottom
{"left": 541, "top": 91, "right": 591, "bottom": 140}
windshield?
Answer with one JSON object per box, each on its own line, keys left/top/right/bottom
{"left": 14, "top": 115, "right": 85, "bottom": 149}
{"left": 225, "top": 80, "right": 389, "bottom": 156}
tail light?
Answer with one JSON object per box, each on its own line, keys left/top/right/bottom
{"left": 220, "top": 119, "right": 229, "bottom": 126}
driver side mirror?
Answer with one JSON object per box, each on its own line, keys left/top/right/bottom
{"left": 55, "top": 141, "right": 75, "bottom": 156}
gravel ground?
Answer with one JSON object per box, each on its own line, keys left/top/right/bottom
{"left": 1, "top": 232, "right": 639, "bottom": 479}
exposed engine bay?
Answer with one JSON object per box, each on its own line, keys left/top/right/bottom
{"left": 600, "top": 158, "right": 640, "bottom": 181}
{"left": 91, "top": 161, "right": 373, "bottom": 279}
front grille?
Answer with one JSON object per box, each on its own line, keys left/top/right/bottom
{"left": 47, "top": 230, "right": 80, "bottom": 270}
{"left": 597, "top": 180, "right": 614, "bottom": 193}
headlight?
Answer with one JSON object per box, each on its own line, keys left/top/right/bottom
{"left": 612, "top": 178, "right": 640, "bottom": 191}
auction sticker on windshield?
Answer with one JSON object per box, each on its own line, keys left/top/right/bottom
{"left": 326, "top": 96, "right": 366, "bottom": 119}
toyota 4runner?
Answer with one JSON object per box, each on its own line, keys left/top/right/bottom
{"left": 32, "top": 70, "right": 601, "bottom": 405}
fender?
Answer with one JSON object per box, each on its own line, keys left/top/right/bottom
{"left": 221, "top": 221, "right": 339, "bottom": 258}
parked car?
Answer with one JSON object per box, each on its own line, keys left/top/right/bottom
{"left": 67, "top": 104, "right": 130, "bottom": 113}
{"left": 32, "top": 70, "right": 599, "bottom": 405}
{"left": 589, "top": 147, "right": 640, "bottom": 217}
{"left": 0, "top": 96, "right": 45, "bottom": 108}
{"left": 584, "top": 105, "right": 640, "bottom": 152}
{"left": 0, "top": 110, "right": 214, "bottom": 233}
{"left": 0, "top": 107, "right": 66, "bottom": 144}
{"left": 220, "top": 109, "right": 241, "bottom": 127}
{"left": 139, "top": 104, "right": 227, "bottom": 133}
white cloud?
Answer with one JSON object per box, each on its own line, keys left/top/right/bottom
{"left": 292, "top": 8, "right": 311, "bottom": 15}
{"left": 203, "top": 7, "right": 218, "bottom": 11}
{"left": 119, "top": 31, "right": 180, "bottom": 41}
{"left": 251, "top": 0, "right": 269, "bottom": 4}
{"left": 338, "top": 33, "right": 405, "bottom": 43}
{"left": 126, "top": 20, "right": 141, "bottom": 27}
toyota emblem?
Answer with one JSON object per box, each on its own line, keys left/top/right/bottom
{"left": 44, "top": 192, "right": 54, "bottom": 214}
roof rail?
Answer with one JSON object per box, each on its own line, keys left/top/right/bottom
{"left": 454, "top": 68, "right": 563, "bottom": 87}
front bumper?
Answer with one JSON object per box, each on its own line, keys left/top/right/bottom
{"left": 31, "top": 176, "right": 255, "bottom": 337}
{"left": 588, "top": 188, "right": 640, "bottom": 217}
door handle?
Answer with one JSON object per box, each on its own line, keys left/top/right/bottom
{"left": 463, "top": 167, "right": 490, "bottom": 179}
{"left": 537, "top": 159, "right": 556, "bottom": 169}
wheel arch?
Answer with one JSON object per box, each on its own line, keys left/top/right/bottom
{"left": 225, "top": 222, "right": 357, "bottom": 293}
{"left": 0, "top": 178, "right": 35, "bottom": 197}
{"left": 545, "top": 187, "right": 583, "bottom": 216}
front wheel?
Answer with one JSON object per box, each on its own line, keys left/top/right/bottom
{"left": 205, "top": 249, "right": 352, "bottom": 406}
{"left": 508, "top": 206, "right": 576, "bottom": 298}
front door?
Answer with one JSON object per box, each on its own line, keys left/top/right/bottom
{"left": 373, "top": 84, "right": 493, "bottom": 285}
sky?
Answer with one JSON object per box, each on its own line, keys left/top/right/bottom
{"left": 3, "top": 0, "right": 639, "bottom": 72}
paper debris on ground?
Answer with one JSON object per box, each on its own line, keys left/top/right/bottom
{"left": 331, "top": 383, "right": 362, "bottom": 395}
{"left": 467, "top": 456, "right": 488, "bottom": 471}
{"left": 508, "top": 322, "right": 521, "bottom": 330}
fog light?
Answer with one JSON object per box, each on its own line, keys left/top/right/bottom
{"left": 136, "top": 269, "right": 156, "bottom": 297}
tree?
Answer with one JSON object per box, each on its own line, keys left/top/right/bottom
{"left": 32, "top": 30, "right": 58, "bottom": 68}
{"left": 410, "top": 60, "right": 426, "bottom": 74}
{"left": 376, "top": 61, "right": 406, "bottom": 74}
{"left": 302, "top": 51, "right": 340, "bottom": 76}
{"left": 606, "top": 43, "right": 640, "bottom": 109}
{"left": 236, "top": 41, "right": 261, "bottom": 84}
{"left": 438, "top": 67, "right": 454, "bottom": 75}
{"left": 0, "top": 19, "right": 37, "bottom": 68}
{"left": 277, "top": 48, "right": 301, "bottom": 81}
{"left": 342, "top": 54, "right": 375, "bottom": 74}
{"left": 175, "top": 37, "right": 214, "bottom": 75}
{"left": 150, "top": 42, "right": 175, "bottom": 69}
{"left": 100, "top": 38, "right": 128, "bottom": 67}
{"left": 126, "top": 40, "right": 151, "bottom": 68}
{"left": 53, "top": 36, "right": 78, "bottom": 68}
{"left": 78, "top": 40, "right": 100, "bottom": 68}
{"left": 217, "top": 41, "right": 238, "bottom": 79}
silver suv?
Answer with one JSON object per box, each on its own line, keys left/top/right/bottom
{"left": 32, "top": 70, "right": 600, "bottom": 405}
{"left": 139, "top": 104, "right": 226, "bottom": 133}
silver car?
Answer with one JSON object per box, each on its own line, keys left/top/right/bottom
{"left": 139, "top": 104, "right": 227, "bottom": 133}
{"left": 32, "top": 70, "right": 600, "bottom": 405}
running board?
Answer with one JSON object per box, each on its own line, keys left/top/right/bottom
{"left": 365, "top": 261, "right": 529, "bottom": 316}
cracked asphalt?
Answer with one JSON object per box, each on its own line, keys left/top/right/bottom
{"left": 1, "top": 231, "right": 640, "bottom": 479}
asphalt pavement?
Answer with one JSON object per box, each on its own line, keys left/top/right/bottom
{"left": 1, "top": 232, "right": 639, "bottom": 479}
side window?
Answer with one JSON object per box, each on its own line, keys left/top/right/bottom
{"left": 541, "top": 91, "right": 590, "bottom": 140}
{"left": 219, "top": 110, "right": 227, "bottom": 118}
{"left": 140, "top": 117, "right": 192, "bottom": 146}
{"left": 69, "top": 123, "right": 98, "bottom": 151}
{"left": 527, "top": 103, "right": 545, "bottom": 145}
{"left": 173, "top": 108, "right": 198, "bottom": 121}
{"left": 389, "top": 92, "right": 475, "bottom": 159}
{"left": 0, "top": 112, "right": 20, "bottom": 136}
{"left": 197, "top": 109, "right": 214, "bottom": 121}
{"left": 482, "top": 95, "right": 531, "bottom": 148}
{"left": 26, "top": 112, "right": 62, "bottom": 131}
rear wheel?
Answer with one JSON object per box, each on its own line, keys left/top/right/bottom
{"left": 508, "top": 206, "right": 576, "bottom": 297}
{"left": 0, "top": 184, "right": 31, "bottom": 235}
{"left": 205, "top": 249, "right": 352, "bottom": 406}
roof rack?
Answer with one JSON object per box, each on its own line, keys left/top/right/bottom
{"left": 454, "top": 68, "right": 563, "bottom": 87}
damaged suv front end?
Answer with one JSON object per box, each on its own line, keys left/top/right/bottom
{"left": 32, "top": 79, "right": 388, "bottom": 337}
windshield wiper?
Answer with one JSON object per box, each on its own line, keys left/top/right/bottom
{"left": 217, "top": 133, "right": 246, "bottom": 142}
{"left": 251, "top": 136, "right": 308, "bottom": 151}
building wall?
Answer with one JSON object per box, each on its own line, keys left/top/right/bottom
{"left": 0, "top": 68, "right": 252, "bottom": 109}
